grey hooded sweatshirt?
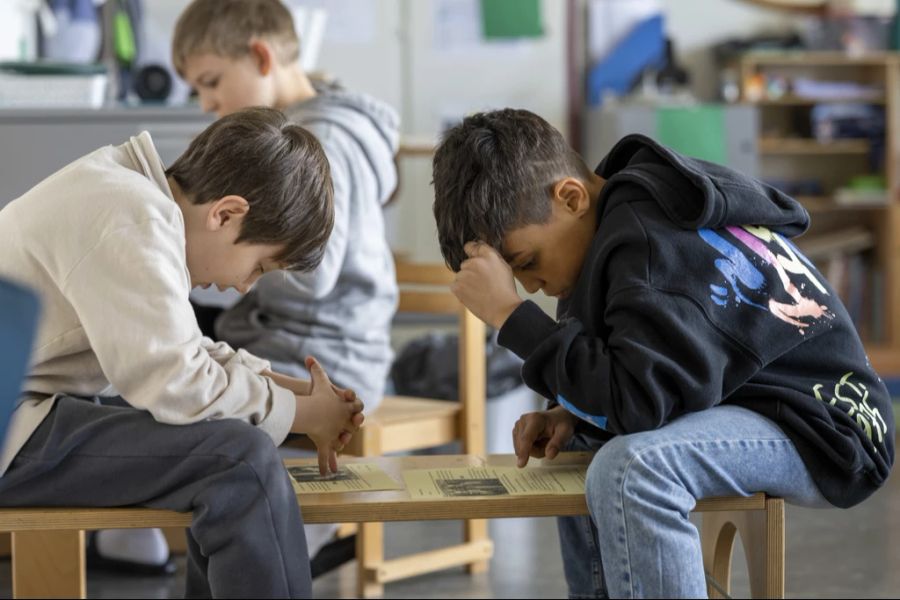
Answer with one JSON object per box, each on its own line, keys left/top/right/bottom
{"left": 215, "top": 81, "right": 399, "bottom": 409}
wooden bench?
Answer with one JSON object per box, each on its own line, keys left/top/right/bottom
{"left": 0, "top": 453, "right": 784, "bottom": 599}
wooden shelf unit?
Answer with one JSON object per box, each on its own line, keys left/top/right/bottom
{"left": 759, "top": 137, "right": 871, "bottom": 154}
{"left": 757, "top": 96, "right": 886, "bottom": 105}
{"left": 739, "top": 52, "right": 900, "bottom": 375}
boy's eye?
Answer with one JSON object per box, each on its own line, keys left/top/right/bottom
{"left": 517, "top": 259, "right": 536, "bottom": 271}
{"left": 200, "top": 77, "right": 219, "bottom": 89}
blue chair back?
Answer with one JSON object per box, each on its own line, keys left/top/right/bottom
{"left": 0, "top": 279, "right": 40, "bottom": 444}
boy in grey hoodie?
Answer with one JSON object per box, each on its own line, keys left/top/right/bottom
{"left": 174, "top": 0, "right": 399, "bottom": 563}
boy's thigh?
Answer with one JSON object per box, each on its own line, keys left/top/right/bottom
{"left": 583, "top": 405, "right": 828, "bottom": 507}
{"left": 0, "top": 395, "right": 282, "bottom": 510}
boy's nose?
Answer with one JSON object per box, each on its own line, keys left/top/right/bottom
{"left": 199, "top": 95, "right": 218, "bottom": 114}
{"left": 517, "top": 275, "right": 542, "bottom": 295}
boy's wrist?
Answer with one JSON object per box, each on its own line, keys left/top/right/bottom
{"left": 264, "top": 370, "right": 312, "bottom": 396}
{"left": 497, "top": 300, "right": 558, "bottom": 360}
{"left": 490, "top": 300, "right": 524, "bottom": 329}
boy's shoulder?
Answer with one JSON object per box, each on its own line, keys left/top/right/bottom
{"left": 284, "top": 82, "right": 398, "bottom": 147}
{"left": 13, "top": 133, "right": 179, "bottom": 238}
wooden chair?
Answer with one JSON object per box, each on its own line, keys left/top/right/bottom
{"left": 0, "top": 454, "right": 784, "bottom": 599}
{"left": 702, "top": 499, "right": 785, "bottom": 599}
{"left": 341, "top": 260, "right": 489, "bottom": 597}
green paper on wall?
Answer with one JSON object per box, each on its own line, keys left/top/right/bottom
{"left": 656, "top": 106, "right": 727, "bottom": 165}
{"left": 480, "top": 0, "right": 543, "bottom": 39}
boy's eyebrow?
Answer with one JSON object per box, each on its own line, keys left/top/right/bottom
{"left": 503, "top": 250, "right": 524, "bottom": 263}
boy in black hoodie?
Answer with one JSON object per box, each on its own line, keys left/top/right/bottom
{"left": 432, "top": 108, "right": 894, "bottom": 598}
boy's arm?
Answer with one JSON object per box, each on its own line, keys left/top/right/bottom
{"left": 63, "top": 219, "right": 296, "bottom": 445}
{"left": 499, "top": 288, "right": 758, "bottom": 435}
{"left": 262, "top": 369, "right": 311, "bottom": 396}
{"left": 200, "top": 338, "right": 318, "bottom": 400}
{"left": 200, "top": 336, "right": 250, "bottom": 364}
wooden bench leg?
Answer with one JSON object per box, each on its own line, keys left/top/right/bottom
{"left": 701, "top": 513, "right": 738, "bottom": 599}
{"left": 742, "top": 499, "right": 784, "bottom": 599}
{"left": 464, "top": 519, "right": 489, "bottom": 574}
{"left": 357, "top": 522, "right": 384, "bottom": 598}
{"left": 12, "top": 530, "right": 85, "bottom": 599}
{"left": 701, "top": 500, "right": 785, "bottom": 600}
{"left": 354, "top": 422, "right": 384, "bottom": 598}
{"left": 161, "top": 526, "right": 188, "bottom": 555}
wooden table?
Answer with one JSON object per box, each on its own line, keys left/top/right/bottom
{"left": 0, "top": 453, "right": 771, "bottom": 599}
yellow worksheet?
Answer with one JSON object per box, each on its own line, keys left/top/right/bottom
{"left": 287, "top": 463, "right": 403, "bottom": 494}
{"left": 402, "top": 465, "right": 587, "bottom": 500}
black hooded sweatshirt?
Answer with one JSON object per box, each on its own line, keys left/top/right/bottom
{"left": 498, "top": 134, "right": 894, "bottom": 509}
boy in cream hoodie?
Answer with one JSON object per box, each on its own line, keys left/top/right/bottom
{"left": 0, "top": 107, "right": 361, "bottom": 598}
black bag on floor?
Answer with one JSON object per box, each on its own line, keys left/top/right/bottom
{"left": 390, "top": 331, "right": 524, "bottom": 401}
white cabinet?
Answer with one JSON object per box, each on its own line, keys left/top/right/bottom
{"left": 0, "top": 107, "right": 213, "bottom": 208}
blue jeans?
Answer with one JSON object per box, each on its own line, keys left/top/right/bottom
{"left": 558, "top": 404, "right": 831, "bottom": 599}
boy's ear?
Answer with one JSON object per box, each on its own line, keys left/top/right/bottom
{"left": 553, "top": 177, "right": 591, "bottom": 217}
{"left": 249, "top": 40, "right": 274, "bottom": 76}
{"left": 206, "top": 195, "right": 250, "bottom": 231}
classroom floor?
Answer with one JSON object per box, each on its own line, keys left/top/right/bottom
{"left": 0, "top": 449, "right": 899, "bottom": 599}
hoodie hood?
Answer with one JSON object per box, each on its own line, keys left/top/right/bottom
{"left": 123, "top": 131, "right": 174, "bottom": 202}
{"left": 285, "top": 80, "right": 399, "bottom": 206}
{"left": 596, "top": 134, "right": 809, "bottom": 237}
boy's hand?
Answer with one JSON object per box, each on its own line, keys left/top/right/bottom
{"left": 451, "top": 242, "right": 522, "bottom": 329}
{"left": 331, "top": 384, "right": 363, "bottom": 449}
{"left": 292, "top": 357, "right": 365, "bottom": 475}
{"left": 512, "top": 406, "right": 576, "bottom": 468}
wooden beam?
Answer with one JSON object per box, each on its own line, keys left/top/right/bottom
{"left": 366, "top": 540, "right": 493, "bottom": 583}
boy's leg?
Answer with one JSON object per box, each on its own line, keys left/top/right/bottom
{"left": 88, "top": 397, "right": 174, "bottom": 575}
{"left": 184, "top": 531, "right": 213, "bottom": 599}
{"left": 556, "top": 434, "right": 609, "bottom": 599}
{"left": 0, "top": 396, "right": 311, "bottom": 599}
{"left": 582, "top": 404, "right": 829, "bottom": 599}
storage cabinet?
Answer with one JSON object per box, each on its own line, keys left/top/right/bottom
{"left": 738, "top": 52, "right": 900, "bottom": 374}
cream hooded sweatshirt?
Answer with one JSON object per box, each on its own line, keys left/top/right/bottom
{"left": 0, "top": 132, "right": 296, "bottom": 475}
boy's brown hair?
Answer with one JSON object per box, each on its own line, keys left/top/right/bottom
{"left": 166, "top": 107, "right": 334, "bottom": 272}
{"left": 172, "top": 0, "right": 300, "bottom": 77}
{"left": 432, "top": 108, "right": 594, "bottom": 271}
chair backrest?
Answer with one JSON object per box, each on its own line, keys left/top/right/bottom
{"left": 0, "top": 279, "right": 40, "bottom": 443}
{"left": 394, "top": 260, "right": 486, "bottom": 455}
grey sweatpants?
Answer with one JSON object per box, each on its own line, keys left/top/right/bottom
{"left": 0, "top": 395, "right": 312, "bottom": 599}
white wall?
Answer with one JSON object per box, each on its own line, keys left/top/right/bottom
{"left": 396, "top": 0, "right": 567, "bottom": 262}
{"left": 142, "top": 0, "right": 800, "bottom": 263}
{"left": 142, "top": 0, "right": 404, "bottom": 111}
{"left": 0, "top": 1, "right": 41, "bottom": 61}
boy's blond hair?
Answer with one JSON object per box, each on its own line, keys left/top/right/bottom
{"left": 172, "top": 0, "right": 300, "bottom": 77}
